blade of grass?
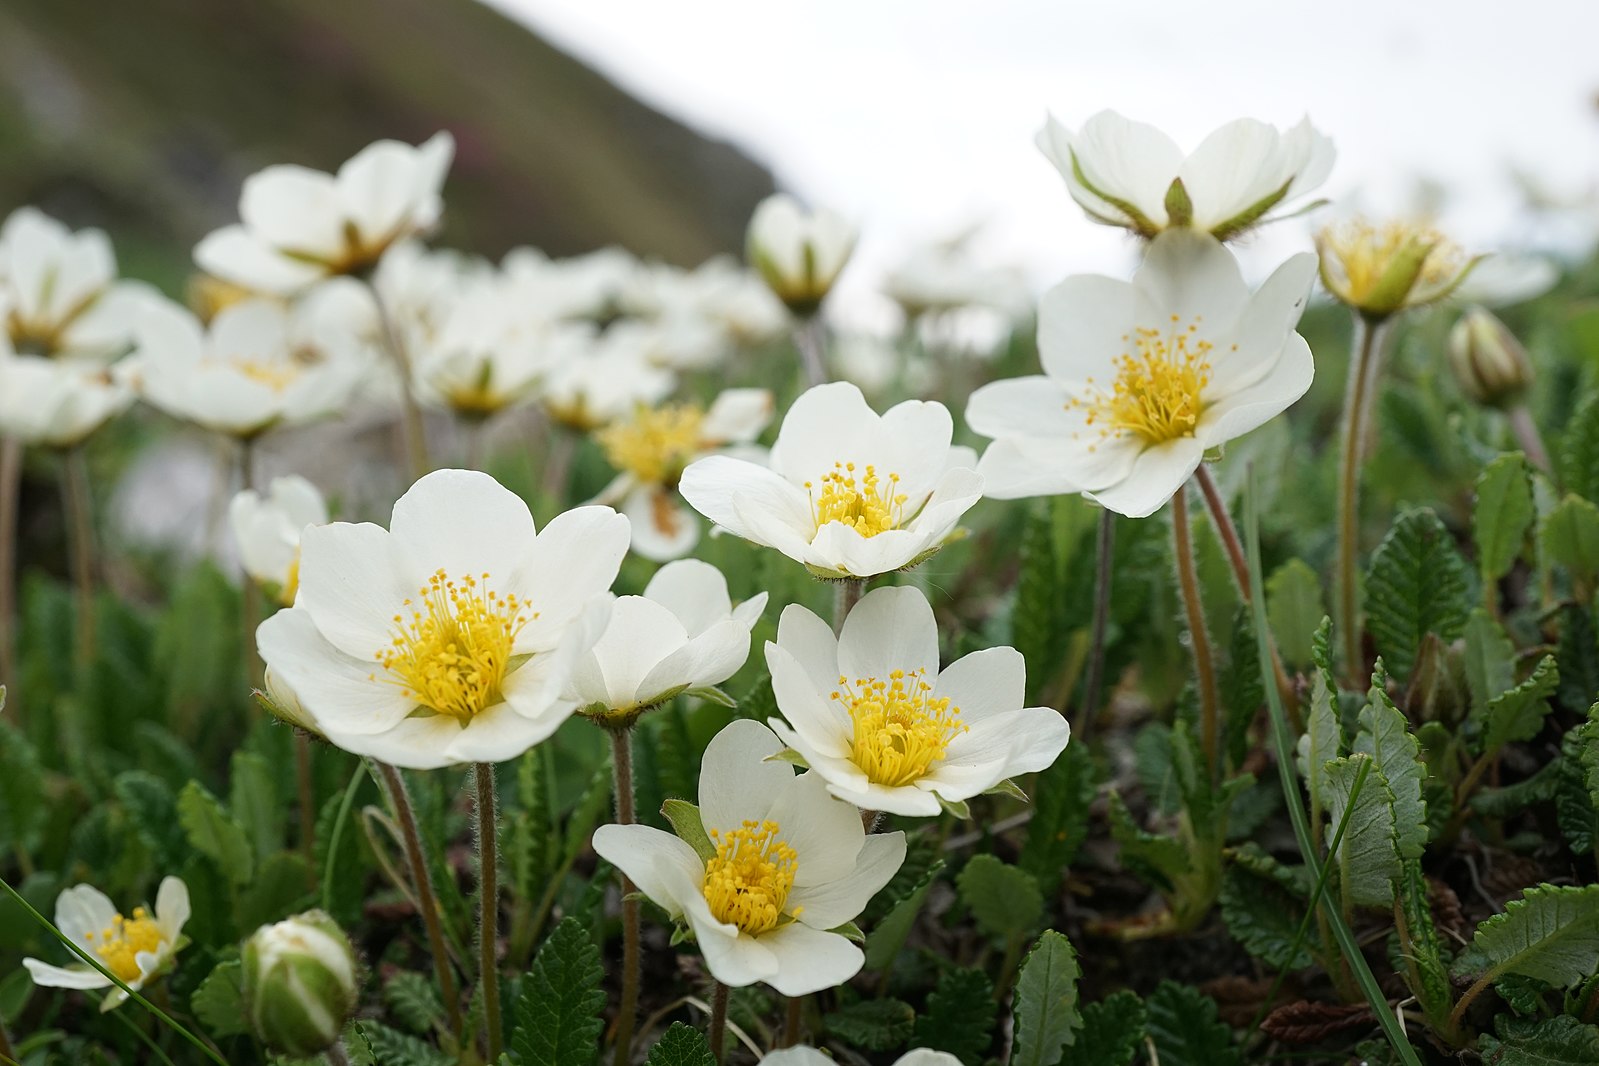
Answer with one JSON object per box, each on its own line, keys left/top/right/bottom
{"left": 322, "top": 759, "right": 370, "bottom": 914}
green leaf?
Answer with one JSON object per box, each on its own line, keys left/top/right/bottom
{"left": 512, "top": 917, "right": 607, "bottom": 1066}
{"left": 191, "top": 958, "right": 248, "bottom": 1039}
{"left": 383, "top": 971, "right": 445, "bottom": 1035}
{"left": 644, "top": 1022, "right": 716, "bottom": 1066}
{"left": 1265, "top": 558, "right": 1326, "bottom": 668}
{"left": 824, "top": 998, "right": 914, "bottom": 1052}
{"left": 507, "top": 748, "right": 552, "bottom": 904}
{"left": 315, "top": 779, "right": 369, "bottom": 930}
{"left": 1106, "top": 792, "right": 1192, "bottom": 892}
{"left": 1479, "top": 1015, "right": 1599, "bottom": 1065}
{"left": 912, "top": 967, "right": 995, "bottom": 1066}
{"left": 1014, "top": 500, "right": 1065, "bottom": 704}
{"left": 661, "top": 799, "right": 715, "bottom": 863}
{"left": 1464, "top": 609, "right": 1518, "bottom": 715}
{"left": 229, "top": 751, "right": 281, "bottom": 864}
{"left": 1559, "top": 605, "right": 1599, "bottom": 715}
{"left": 1018, "top": 741, "right": 1095, "bottom": 893}
{"left": 1472, "top": 655, "right": 1559, "bottom": 756}
{"left": 1364, "top": 507, "right": 1470, "bottom": 680}
{"left": 864, "top": 859, "right": 942, "bottom": 971}
{"left": 114, "top": 770, "right": 188, "bottom": 871}
{"left": 178, "top": 780, "right": 255, "bottom": 885}
{"left": 560, "top": 766, "right": 612, "bottom": 870}
{"left": 237, "top": 851, "right": 314, "bottom": 930}
{"left": 1145, "top": 980, "right": 1241, "bottom": 1066}
{"left": 1323, "top": 754, "right": 1402, "bottom": 909}
{"left": 1296, "top": 665, "right": 1344, "bottom": 818}
{"left": 1011, "top": 929, "right": 1081, "bottom": 1066}
{"left": 1073, "top": 990, "right": 1147, "bottom": 1066}
{"left": 1542, "top": 494, "right": 1599, "bottom": 590}
{"left": 956, "top": 854, "right": 1043, "bottom": 942}
{"left": 1351, "top": 667, "right": 1429, "bottom": 860}
{"left": 1563, "top": 388, "right": 1599, "bottom": 504}
{"left": 1476, "top": 452, "right": 1537, "bottom": 582}
{"left": 352, "top": 1021, "right": 453, "bottom": 1066}
{"left": 1461, "top": 883, "right": 1599, "bottom": 988}
{"left": 0, "top": 719, "right": 44, "bottom": 855}
{"left": 1395, "top": 860, "right": 1453, "bottom": 1029}
{"left": 1219, "top": 844, "right": 1314, "bottom": 970}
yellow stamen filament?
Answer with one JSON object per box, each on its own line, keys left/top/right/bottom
{"left": 1071, "top": 317, "right": 1216, "bottom": 445}
{"left": 806, "top": 462, "right": 907, "bottom": 538}
{"left": 84, "top": 907, "right": 163, "bottom": 983}
{"left": 702, "top": 820, "right": 799, "bottom": 935}
{"left": 372, "top": 568, "right": 532, "bottom": 723}
{"left": 226, "top": 355, "right": 302, "bottom": 392}
{"left": 1319, "top": 218, "right": 1465, "bottom": 305}
{"left": 597, "top": 403, "right": 705, "bottom": 485}
{"left": 280, "top": 551, "right": 302, "bottom": 608}
{"left": 834, "top": 668, "right": 966, "bottom": 787}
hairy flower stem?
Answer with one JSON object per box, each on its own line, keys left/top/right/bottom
{"left": 794, "top": 314, "right": 828, "bottom": 387}
{"left": 834, "top": 577, "right": 864, "bottom": 635}
{"left": 1076, "top": 508, "right": 1115, "bottom": 743}
{"left": 0, "top": 1016, "right": 14, "bottom": 1064}
{"left": 365, "top": 280, "right": 430, "bottom": 480}
{"left": 375, "top": 762, "right": 463, "bottom": 1040}
{"left": 782, "top": 995, "right": 803, "bottom": 1048}
{"left": 1336, "top": 315, "right": 1388, "bottom": 686}
{"left": 473, "top": 763, "right": 503, "bottom": 1063}
{"left": 0, "top": 438, "right": 20, "bottom": 703}
{"left": 708, "top": 981, "right": 730, "bottom": 1064}
{"left": 609, "top": 725, "right": 641, "bottom": 1066}
{"left": 1508, "top": 404, "right": 1551, "bottom": 474}
{"left": 238, "top": 438, "right": 265, "bottom": 690}
{"left": 1172, "top": 484, "right": 1221, "bottom": 779}
{"left": 62, "top": 445, "right": 96, "bottom": 679}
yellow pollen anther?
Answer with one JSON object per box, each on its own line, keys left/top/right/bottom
{"left": 833, "top": 668, "right": 966, "bottom": 787}
{"left": 226, "top": 355, "right": 302, "bottom": 392}
{"left": 373, "top": 568, "right": 531, "bottom": 723}
{"left": 84, "top": 907, "right": 164, "bottom": 983}
{"left": 1318, "top": 218, "right": 1465, "bottom": 305}
{"left": 597, "top": 403, "right": 705, "bottom": 485}
{"left": 702, "top": 820, "right": 799, "bottom": 935}
{"left": 1070, "top": 320, "right": 1213, "bottom": 445}
{"left": 808, "top": 462, "right": 907, "bottom": 538}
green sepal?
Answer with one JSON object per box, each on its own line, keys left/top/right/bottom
{"left": 829, "top": 920, "right": 866, "bottom": 943}
{"left": 985, "top": 778, "right": 1030, "bottom": 802}
{"left": 1163, "top": 178, "right": 1195, "bottom": 229}
{"left": 661, "top": 799, "right": 717, "bottom": 864}
{"left": 682, "top": 685, "right": 735, "bottom": 709}
{"left": 939, "top": 795, "right": 973, "bottom": 820}
{"left": 765, "top": 748, "right": 811, "bottom": 769}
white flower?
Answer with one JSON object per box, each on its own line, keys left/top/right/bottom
{"left": 761, "top": 1049, "right": 960, "bottom": 1066}
{"left": 967, "top": 231, "right": 1316, "bottom": 517}
{"left": 195, "top": 133, "right": 454, "bottom": 295}
{"left": 766, "top": 585, "right": 1069, "bottom": 816}
{"left": 137, "top": 297, "right": 369, "bottom": 438}
{"left": 1315, "top": 217, "right": 1480, "bottom": 319}
{"left": 831, "top": 334, "right": 938, "bottom": 398}
{"left": 680, "top": 382, "right": 982, "bottom": 579}
{"left": 566, "top": 559, "right": 766, "bottom": 720}
{"left": 256, "top": 469, "right": 628, "bottom": 769}
{"left": 883, "top": 236, "right": 1029, "bottom": 319}
{"left": 0, "top": 352, "right": 138, "bottom": 448}
{"left": 24, "top": 877, "right": 190, "bottom": 1011}
{"left": 622, "top": 256, "right": 788, "bottom": 347}
{"left": 541, "top": 340, "right": 676, "bottom": 432}
{"left": 1037, "top": 111, "right": 1334, "bottom": 240}
{"left": 502, "top": 245, "right": 638, "bottom": 322}
{"left": 593, "top": 388, "right": 773, "bottom": 560}
{"left": 747, "top": 194, "right": 857, "bottom": 314}
{"left": 230, "top": 475, "right": 329, "bottom": 605}
{"left": 1447, "top": 253, "right": 1556, "bottom": 309}
{"left": 592, "top": 720, "right": 905, "bottom": 996}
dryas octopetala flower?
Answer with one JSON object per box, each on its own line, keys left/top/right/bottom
{"left": 540, "top": 340, "right": 677, "bottom": 433}
{"left": 761, "top": 1050, "right": 961, "bottom": 1066}
{"left": 747, "top": 194, "right": 857, "bottom": 315}
{"left": 966, "top": 230, "right": 1316, "bottom": 518}
{"left": 1448, "top": 306, "right": 1535, "bottom": 409}
{"left": 1315, "top": 217, "right": 1480, "bottom": 320}
{"left": 195, "top": 132, "right": 455, "bottom": 295}
{"left": 0, "top": 346, "right": 139, "bottom": 448}
{"left": 24, "top": 877, "right": 190, "bottom": 1010}
{"left": 1036, "top": 111, "right": 1335, "bottom": 241}
{"left": 592, "top": 719, "right": 905, "bottom": 995}
{"left": 256, "top": 469, "right": 629, "bottom": 769}
{"left": 679, "top": 382, "right": 982, "bottom": 579}
{"left": 566, "top": 559, "right": 766, "bottom": 723}
{"left": 242, "top": 910, "right": 359, "bottom": 1057}
{"left": 766, "top": 585, "right": 1069, "bottom": 816}
{"left": 592, "top": 388, "right": 773, "bottom": 560}
{"left": 230, "top": 475, "right": 329, "bottom": 606}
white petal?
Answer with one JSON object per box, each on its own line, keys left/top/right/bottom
{"left": 621, "top": 487, "right": 700, "bottom": 562}
{"left": 592, "top": 824, "right": 704, "bottom": 918}
{"left": 785, "top": 831, "right": 906, "bottom": 929}
{"left": 765, "top": 771, "right": 864, "bottom": 887}
{"left": 24, "top": 959, "right": 111, "bottom": 990}
{"left": 701, "top": 388, "right": 774, "bottom": 444}
{"left": 755, "top": 921, "right": 865, "bottom": 996}
{"left": 55, "top": 884, "right": 117, "bottom": 944}
{"left": 516, "top": 505, "right": 630, "bottom": 641}
{"left": 1134, "top": 230, "right": 1250, "bottom": 328}
{"left": 1036, "top": 273, "right": 1139, "bottom": 385}
{"left": 766, "top": 382, "right": 879, "bottom": 483}
{"left": 239, "top": 164, "right": 344, "bottom": 258}
{"left": 193, "top": 226, "right": 325, "bottom": 295}
{"left": 1085, "top": 438, "right": 1203, "bottom": 519}
{"left": 837, "top": 586, "right": 938, "bottom": 682}
{"left": 643, "top": 558, "right": 733, "bottom": 636}
{"left": 773, "top": 603, "right": 840, "bottom": 694}
{"left": 389, "top": 469, "right": 536, "bottom": 587}
{"left": 699, "top": 719, "right": 792, "bottom": 831}
{"left": 445, "top": 698, "right": 570, "bottom": 764}
{"left": 965, "top": 377, "right": 1075, "bottom": 441}
{"left": 1206, "top": 252, "right": 1317, "bottom": 395}
{"left": 295, "top": 521, "right": 415, "bottom": 659}
{"left": 934, "top": 647, "right": 1026, "bottom": 725}
{"left": 256, "top": 607, "right": 415, "bottom": 736}
{"left": 766, "top": 644, "right": 853, "bottom": 761}
{"left": 1178, "top": 118, "right": 1291, "bottom": 231}
{"left": 928, "top": 708, "right": 1071, "bottom": 795}
{"left": 1199, "top": 332, "right": 1314, "bottom": 445}
{"left": 1065, "top": 110, "right": 1183, "bottom": 226}
{"left": 680, "top": 455, "right": 809, "bottom": 538}
{"left": 582, "top": 596, "right": 690, "bottom": 708}
{"left": 154, "top": 877, "right": 190, "bottom": 941}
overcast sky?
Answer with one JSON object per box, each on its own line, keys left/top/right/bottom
{"left": 488, "top": 0, "right": 1599, "bottom": 311}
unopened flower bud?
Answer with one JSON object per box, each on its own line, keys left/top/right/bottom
{"left": 1449, "top": 307, "right": 1534, "bottom": 408}
{"left": 746, "top": 194, "right": 856, "bottom": 316}
{"left": 242, "top": 910, "right": 358, "bottom": 1056}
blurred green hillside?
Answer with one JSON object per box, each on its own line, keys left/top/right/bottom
{"left": 0, "top": 0, "right": 774, "bottom": 291}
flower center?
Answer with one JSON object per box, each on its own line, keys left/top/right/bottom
{"left": 597, "top": 403, "right": 705, "bottom": 485}
{"left": 702, "top": 819, "right": 799, "bottom": 935}
{"left": 1320, "top": 218, "right": 1465, "bottom": 304}
{"left": 806, "top": 462, "right": 907, "bottom": 538}
{"left": 373, "top": 569, "right": 532, "bottom": 723}
{"left": 226, "top": 355, "right": 302, "bottom": 392}
{"left": 84, "top": 907, "right": 163, "bottom": 983}
{"left": 1073, "top": 318, "right": 1214, "bottom": 445}
{"left": 834, "top": 668, "right": 966, "bottom": 787}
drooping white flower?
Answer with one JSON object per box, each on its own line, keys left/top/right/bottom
{"left": 766, "top": 585, "right": 1069, "bottom": 817}
{"left": 761, "top": 1049, "right": 961, "bottom": 1066}
{"left": 967, "top": 231, "right": 1316, "bottom": 518}
{"left": 747, "top": 194, "right": 857, "bottom": 315}
{"left": 593, "top": 720, "right": 905, "bottom": 996}
{"left": 1036, "top": 111, "right": 1334, "bottom": 241}
{"left": 566, "top": 559, "right": 766, "bottom": 721}
{"left": 24, "top": 877, "right": 190, "bottom": 1011}
{"left": 680, "top": 382, "right": 982, "bottom": 579}
{"left": 540, "top": 339, "right": 676, "bottom": 433}
{"left": 593, "top": 388, "right": 773, "bottom": 560}
{"left": 195, "top": 133, "right": 454, "bottom": 295}
{"left": 0, "top": 349, "right": 138, "bottom": 448}
{"left": 230, "top": 475, "right": 329, "bottom": 605}
{"left": 256, "top": 469, "right": 628, "bottom": 769}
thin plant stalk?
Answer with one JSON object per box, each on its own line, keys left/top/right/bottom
{"left": 541, "top": 423, "right": 577, "bottom": 512}
{"left": 1336, "top": 315, "right": 1388, "bottom": 686}
{"left": 1076, "top": 507, "right": 1115, "bottom": 743}
{"left": 61, "top": 445, "right": 96, "bottom": 679}
{"left": 609, "top": 725, "right": 641, "bottom": 1066}
{"left": 375, "top": 762, "right": 462, "bottom": 1040}
{"left": 237, "top": 437, "right": 264, "bottom": 690}
{"left": 364, "top": 280, "right": 430, "bottom": 480}
{"left": 833, "top": 577, "right": 864, "bottom": 634}
{"left": 794, "top": 314, "right": 828, "bottom": 387}
{"left": 1507, "top": 404, "right": 1551, "bottom": 475}
{"left": 322, "top": 761, "right": 368, "bottom": 914}
{"left": 781, "top": 995, "right": 803, "bottom": 1048}
{"left": 473, "top": 763, "right": 503, "bottom": 1063}
{"left": 0, "top": 1016, "right": 14, "bottom": 1065}
{"left": 1171, "top": 484, "right": 1220, "bottom": 777}
{"left": 707, "top": 981, "right": 730, "bottom": 1064}
{"left": 112, "top": 1009, "right": 178, "bottom": 1066}
{"left": 0, "top": 437, "right": 20, "bottom": 700}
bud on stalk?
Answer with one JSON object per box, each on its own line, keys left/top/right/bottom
{"left": 242, "top": 910, "right": 359, "bottom": 1057}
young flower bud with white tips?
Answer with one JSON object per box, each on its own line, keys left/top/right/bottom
{"left": 241, "top": 910, "right": 358, "bottom": 1057}
{"left": 1448, "top": 306, "right": 1535, "bottom": 409}
{"left": 746, "top": 194, "right": 856, "bottom": 316}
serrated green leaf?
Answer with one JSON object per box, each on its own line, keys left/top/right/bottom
{"left": 1479, "top": 1014, "right": 1599, "bottom": 1065}
{"left": 1473, "top": 655, "right": 1559, "bottom": 755}
{"left": 1395, "top": 860, "right": 1452, "bottom": 1028}
{"left": 1219, "top": 844, "right": 1314, "bottom": 970}
{"left": 560, "top": 765, "right": 612, "bottom": 869}
{"left": 229, "top": 751, "right": 281, "bottom": 864}
{"left": 957, "top": 854, "right": 1042, "bottom": 941}
{"left": 912, "top": 967, "right": 995, "bottom": 1066}
{"left": 238, "top": 851, "right": 314, "bottom": 930}
{"left": 191, "top": 958, "right": 248, "bottom": 1038}
{"left": 383, "top": 971, "right": 445, "bottom": 1035}
{"left": 315, "top": 780, "right": 368, "bottom": 930}
{"left": 864, "top": 859, "right": 943, "bottom": 971}
{"left": 1266, "top": 558, "right": 1326, "bottom": 668}
{"left": 644, "top": 1021, "right": 716, "bottom": 1066}
{"left": 1145, "top": 980, "right": 1240, "bottom": 1066}
{"left": 1464, "top": 609, "right": 1518, "bottom": 716}
{"left": 178, "top": 780, "right": 254, "bottom": 885}
{"left": 1563, "top": 388, "right": 1599, "bottom": 504}
{"left": 1297, "top": 666, "right": 1344, "bottom": 821}
{"left": 353, "top": 1021, "right": 452, "bottom": 1066}
{"left": 825, "top": 998, "right": 914, "bottom": 1052}
{"left": 1014, "top": 500, "right": 1065, "bottom": 705}
{"left": 512, "top": 917, "right": 606, "bottom": 1066}
{"left": 508, "top": 748, "right": 553, "bottom": 904}
{"left": 1473, "top": 758, "right": 1566, "bottom": 817}
{"left": 1364, "top": 507, "right": 1471, "bottom": 680}
{"left": 114, "top": 770, "right": 187, "bottom": 871}
{"left": 1011, "top": 929, "right": 1081, "bottom": 1066}
{"left": 1107, "top": 792, "right": 1191, "bottom": 892}
{"left": 1324, "top": 754, "right": 1401, "bottom": 909}
{"left": 1019, "top": 740, "right": 1094, "bottom": 893}
{"left": 1559, "top": 605, "right": 1599, "bottom": 714}
{"left": 1461, "top": 883, "right": 1599, "bottom": 989}
{"left": 1558, "top": 723, "right": 1599, "bottom": 855}
{"left": 0, "top": 719, "right": 44, "bottom": 855}
{"left": 1073, "top": 990, "right": 1146, "bottom": 1066}
{"left": 1476, "top": 452, "right": 1537, "bottom": 582}
{"left": 1542, "top": 495, "right": 1599, "bottom": 591}
{"left": 1352, "top": 668, "right": 1428, "bottom": 860}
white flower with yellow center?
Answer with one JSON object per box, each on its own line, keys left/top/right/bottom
{"left": 1037, "top": 111, "right": 1335, "bottom": 241}
{"left": 256, "top": 469, "right": 629, "bottom": 769}
{"left": 540, "top": 341, "right": 677, "bottom": 433}
{"left": 137, "top": 297, "right": 369, "bottom": 439}
{"left": 766, "top": 585, "right": 1069, "bottom": 816}
{"left": 195, "top": 132, "right": 455, "bottom": 296}
{"left": 592, "top": 720, "right": 905, "bottom": 995}
{"left": 1316, "top": 217, "right": 1480, "bottom": 320}
{"left": 230, "top": 475, "right": 329, "bottom": 606}
{"left": 679, "top": 382, "right": 982, "bottom": 579}
{"left": 566, "top": 559, "right": 766, "bottom": 722}
{"left": 761, "top": 1049, "right": 961, "bottom": 1066}
{"left": 0, "top": 344, "right": 139, "bottom": 448}
{"left": 747, "top": 194, "right": 857, "bottom": 315}
{"left": 966, "top": 231, "right": 1316, "bottom": 518}
{"left": 24, "top": 877, "right": 189, "bottom": 1011}
{"left": 592, "top": 388, "right": 773, "bottom": 561}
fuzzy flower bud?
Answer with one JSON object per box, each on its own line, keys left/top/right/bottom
{"left": 1448, "top": 307, "right": 1535, "bottom": 408}
{"left": 746, "top": 194, "right": 856, "bottom": 316}
{"left": 242, "top": 910, "right": 358, "bottom": 1057}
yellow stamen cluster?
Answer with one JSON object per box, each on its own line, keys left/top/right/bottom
{"left": 806, "top": 462, "right": 906, "bottom": 538}
{"left": 1318, "top": 218, "right": 1465, "bottom": 306}
{"left": 1072, "top": 318, "right": 1216, "bottom": 445}
{"left": 227, "top": 355, "right": 302, "bottom": 392}
{"left": 702, "top": 820, "right": 799, "bottom": 935}
{"left": 834, "top": 668, "right": 966, "bottom": 787}
{"left": 280, "top": 552, "right": 303, "bottom": 608}
{"left": 372, "top": 569, "right": 532, "bottom": 723}
{"left": 597, "top": 404, "right": 705, "bottom": 485}
{"left": 84, "top": 907, "right": 163, "bottom": 983}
